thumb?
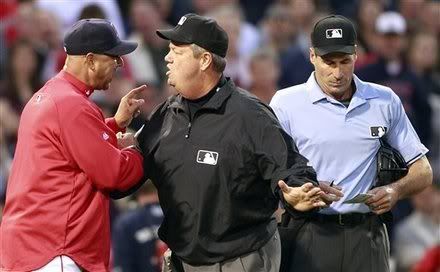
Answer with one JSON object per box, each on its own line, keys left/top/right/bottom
{"left": 278, "top": 180, "right": 290, "bottom": 194}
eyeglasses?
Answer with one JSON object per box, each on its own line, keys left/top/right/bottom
{"left": 104, "top": 54, "right": 124, "bottom": 67}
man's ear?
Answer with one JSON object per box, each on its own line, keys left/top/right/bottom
{"left": 309, "top": 48, "right": 316, "bottom": 65}
{"left": 85, "top": 53, "right": 95, "bottom": 71}
{"left": 200, "top": 52, "right": 213, "bottom": 71}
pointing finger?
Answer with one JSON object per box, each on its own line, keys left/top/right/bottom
{"left": 126, "top": 85, "right": 147, "bottom": 98}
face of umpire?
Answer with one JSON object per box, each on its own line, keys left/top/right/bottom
{"left": 310, "top": 48, "right": 357, "bottom": 101}
{"left": 164, "top": 42, "right": 213, "bottom": 99}
{"left": 84, "top": 53, "right": 124, "bottom": 90}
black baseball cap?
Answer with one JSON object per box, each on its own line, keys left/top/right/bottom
{"left": 64, "top": 18, "right": 138, "bottom": 56}
{"left": 311, "top": 15, "right": 357, "bottom": 56}
{"left": 156, "top": 13, "right": 228, "bottom": 58}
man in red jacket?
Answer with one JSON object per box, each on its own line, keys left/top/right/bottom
{"left": 0, "top": 19, "right": 146, "bottom": 272}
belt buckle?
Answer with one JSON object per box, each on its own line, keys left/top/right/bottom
{"left": 338, "top": 214, "right": 344, "bottom": 225}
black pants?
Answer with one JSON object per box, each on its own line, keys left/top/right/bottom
{"left": 280, "top": 214, "right": 390, "bottom": 272}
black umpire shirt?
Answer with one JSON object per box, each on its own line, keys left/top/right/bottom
{"left": 112, "top": 77, "right": 318, "bottom": 265}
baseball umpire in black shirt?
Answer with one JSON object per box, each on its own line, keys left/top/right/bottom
{"left": 111, "top": 13, "right": 332, "bottom": 272}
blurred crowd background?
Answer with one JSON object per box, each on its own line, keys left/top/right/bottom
{"left": 0, "top": 0, "right": 439, "bottom": 271}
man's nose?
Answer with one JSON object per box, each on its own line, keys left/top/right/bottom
{"left": 164, "top": 51, "right": 172, "bottom": 62}
{"left": 333, "top": 66, "right": 343, "bottom": 80}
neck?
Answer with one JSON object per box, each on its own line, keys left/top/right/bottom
{"left": 186, "top": 72, "right": 222, "bottom": 100}
{"left": 63, "top": 56, "right": 92, "bottom": 87}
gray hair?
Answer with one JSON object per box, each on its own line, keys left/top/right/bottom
{"left": 191, "top": 44, "right": 226, "bottom": 73}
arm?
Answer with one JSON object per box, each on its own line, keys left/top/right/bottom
{"left": 61, "top": 105, "right": 143, "bottom": 191}
{"left": 366, "top": 92, "right": 432, "bottom": 214}
{"left": 366, "top": 156, "right": 432, "bottom": 214}
{"left": 250, "top": 103, "right": 323, "bottom": 211}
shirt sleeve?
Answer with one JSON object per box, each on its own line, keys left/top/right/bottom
{"left": 269, "top": 92, "right": 292, "bottom": 136}
{"left": 105, "top": 117, "right": 126, "bottom": 134}
{"left": 387, "top": 92, "right": 428, "bottom": 164}
{"left": 60, "top": 105, "right": 144, "bottom": 191}
{"left": 250, "top": 104, "right": 318, "bottom": 194}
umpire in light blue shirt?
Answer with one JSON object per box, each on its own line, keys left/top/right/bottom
{"left": 270, "top": 15, "right": 433, "bottom": 272}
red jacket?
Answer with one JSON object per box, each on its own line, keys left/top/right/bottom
{"left": 0, "top": 71, "right": 144, "bottom": 271}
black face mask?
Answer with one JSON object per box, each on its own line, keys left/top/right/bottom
{"left": 376, "top": 138, "right": 408, "bottom": 186}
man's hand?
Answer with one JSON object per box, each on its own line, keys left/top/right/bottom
{"left": 278, "top": 180, "right": 326, "bottom": 211}
{"left": 365, "top": 185, "right": 399, "bottom": 215}
{"left": 319, "top": 181, "right": 344, "bottom": 206}
{"left": 117, "top": 132, "right": 136, "bottom": 149}
{"left": 114, "top": 85, "right": 147, "bottom": 128}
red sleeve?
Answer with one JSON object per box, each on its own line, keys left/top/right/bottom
{"left": 105, "top": 117, "right": 126, "bottom": 134}
{"left": 61, "top": 106, "right": 143, "bottom": 191}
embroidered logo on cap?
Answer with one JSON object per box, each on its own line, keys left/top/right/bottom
{"left": 370, "top": 126, "right": 387, "bottom": 138}
{"left": 196, "top": 150, "right": 218, "bottom": 166}
{"left": 326, "top": 29, "right": 343, "bottom": 39}
{"left": 178, "top": 16, "right": 187, "bottom": 26}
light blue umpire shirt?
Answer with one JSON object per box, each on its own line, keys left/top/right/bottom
{"left": 270, "top": 72, "right": 428, "bottom": 214}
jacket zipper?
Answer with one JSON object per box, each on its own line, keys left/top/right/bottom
{"left": 185, "top": 122, "right": 192, "bottom": 138}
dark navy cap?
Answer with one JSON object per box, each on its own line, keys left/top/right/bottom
{"left": 311, "top": 15, "right": 357, "bottom": 56}
{"left": 64, "top": 18, "right": 138, "bottom": 56}
{"left": 156, "top": 13, "right": 228, "bottom": 58}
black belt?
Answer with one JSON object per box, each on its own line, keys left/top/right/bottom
{"left": 310, "top": 212, "right": 374, "bottom": 226}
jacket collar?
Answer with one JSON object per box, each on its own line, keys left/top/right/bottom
{"left": 59, "top": 70, "right": 94, "bottom": 98}
{"left": 168, "top": 76, "right": 234, "bottom": 112}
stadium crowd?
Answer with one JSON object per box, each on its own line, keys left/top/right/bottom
{"left": 0, "top": 0, "right": 439, "bottom": 271}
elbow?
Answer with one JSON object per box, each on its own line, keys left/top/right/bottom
{"left": 420, "top": 157, "right": 433, "bottom": 189}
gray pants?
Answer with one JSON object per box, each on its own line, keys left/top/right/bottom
{"left": 163, "top": 231, "right": 281, "bottom": 272}
{"left": 288, "top": 215, "right": 390, "bottom": 272}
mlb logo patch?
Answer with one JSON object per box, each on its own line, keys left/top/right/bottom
{"left": 326, "top": 29, "right": 343, "bottom": 39}
{"left": 196, "top": 150, "right": 219, "bottom": 166}
{"left": 370, "top": 126, "right": 387, "bottom": 138}
{"left": 178, "top": 16, "right": 187, "bottom": 25}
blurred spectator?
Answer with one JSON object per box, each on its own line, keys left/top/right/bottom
{"left": 190, "top": 0, "right": 237, "bottom": 15}
{"left": 407, "top": 32, "right": 440, "bottom": 175}
{"left": 354, "top": 0, "right": 383, "bottom": 68}
{"left": 259, "top": 2, "right": 296, "bottom": 56}
{"left": 393, "top": 184, "right": 440, "bottom": 272}
{"left": 207, "top": 3, "right": 260, "bottom": 88}
{"left": 112, "top": 182, "right": 164, "bottom": 272}
{"left": 78, "top": 3, "right": 106, "bottom": 19}
{"left": 398, "top": 0, "right": 426, "bottom": 33}
{"left": 248, "top": 48, "right": 279, "bottom": 104}
{"left": 419, "top": 1, "right": 440, "bottom": 37}
{"left": 0, "top": 98, "right": 20, "bottom": 152}
{"left": 356, "top": 11, "right": 432, "bottom": 147}
{"left": 36, "top": 0, "right": 126, "bottom": 38}
{"left": 32, "top": 8, "right": 65, "bottom": 82}
{"left": 412, "top": 245, "right": 440, "bottom": 272}
{"left": 0, "top": 99, "right": 17, "bottom": 215}
{"left": 124, "top": 0, "right": 169, "bottom": 87}
{"left": 0, "top": 40, "right": 41, "bottom": 114}
{"left": 239, "top": 0, "right": 274, "bottom": 25}
{"left": 278, "top": 3, "right": 325, "bottom": 89}
{"left": 2, "top": 0, "right": 35, "bottom": 47}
